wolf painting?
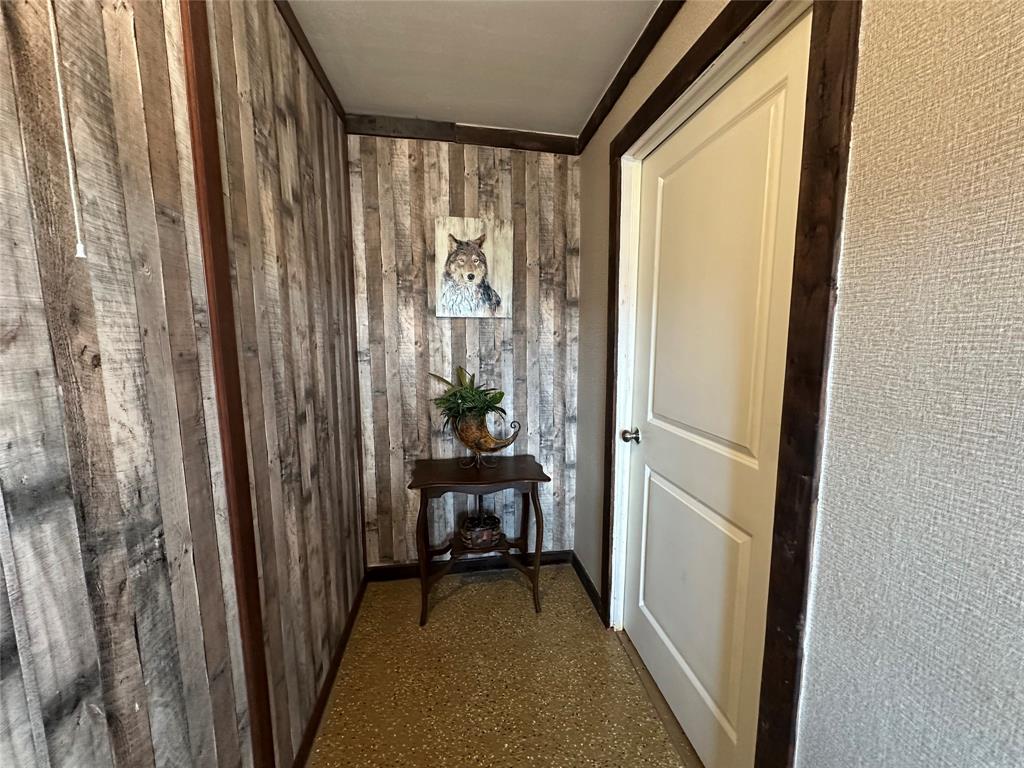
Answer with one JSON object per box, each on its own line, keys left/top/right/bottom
{"left": 435, "top": 216, "right": 512, "bottom": 318}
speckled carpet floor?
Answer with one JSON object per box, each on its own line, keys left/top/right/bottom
{"left": 310, "top": 565, "right": 701, "bottom": 768}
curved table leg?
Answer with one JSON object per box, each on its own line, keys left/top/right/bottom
{"left": 530, "top": 484, "right": 544, "bottom": 613}
{"left": 417, "top": 492, "right": 430, "bottom": 626}
{"left": 519, "top": 492, "right": 530, "bottom": 560}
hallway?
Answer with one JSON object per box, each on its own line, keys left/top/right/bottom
{"left": 310, "top": 567, "right": 699, "bottom": 767}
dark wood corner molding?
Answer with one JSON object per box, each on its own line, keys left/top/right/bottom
{"left": 346, "top": 113, "right": 579, "bottom": 156}
{"left": 179, "top": 2, "right": 275, "bottom": 766}
{"left": 292, "top": 578, "right": 368, "bottom": 768}
{"left": 755, "top": 3, "right": 861, "bottom": 766}
{"left": 274, "top": 0, "right": 346, "bottom": 121}
{"left": 576, "top": 0, "right": 686, "bottom": 153}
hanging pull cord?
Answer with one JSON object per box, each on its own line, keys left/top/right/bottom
{"left": 47, "top": 0, "right": 86, "bottom": 259}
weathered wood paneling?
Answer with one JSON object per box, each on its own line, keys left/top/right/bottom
{"left": 1, "top": 1, "right": 361, "bottom": 766}
{"left": 349, "top": 137, "right": 580, "bottom": 565}
{"left": 209, "top": 2, "right": 364, "bottom": 764}
{"left": 0, "top": 0, "right": 248, "bottom": 765}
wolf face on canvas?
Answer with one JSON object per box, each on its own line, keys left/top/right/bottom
{"left": 439, "top": 233, "right": 502, "bottom": 316}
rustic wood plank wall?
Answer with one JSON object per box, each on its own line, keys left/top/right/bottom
{"left": 1, "top": 1, "right": 361, "bottom": 766}
{"left": 349, "top": 137, "right": 580, "bottom": 566}
{"left": 208, "top": 3, "right": 364, "bottom": 765}
{"left": 0, "top": 0, "right": 249, "bottom": 765}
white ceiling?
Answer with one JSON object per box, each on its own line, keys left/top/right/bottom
{"left": 289, "top": 0, "right": 660, "bottom": 136}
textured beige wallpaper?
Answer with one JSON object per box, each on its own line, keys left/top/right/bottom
{"left": 796, "top": 1, "right": 1024, "bottom": 765}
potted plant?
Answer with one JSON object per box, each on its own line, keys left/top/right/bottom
{"left": 431, "top": 367, "right": 521, "bottom": 468}
{"left": 431, "top": 367, "right": 521, "bottom": 548}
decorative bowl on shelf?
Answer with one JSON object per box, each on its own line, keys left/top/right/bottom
{"left": 459, "top": 513, "right": 503, "bottom": 549}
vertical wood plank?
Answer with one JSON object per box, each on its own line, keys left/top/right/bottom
{"left": 5, "top": 2, "right": 154, "bottom": 764}
{"left": 243, "top": 1, "right": 304, "bottom": 752}
{"left": 0, "top": 27, "right": 109, "bottom": 763}
{"left": 475, "top": 145, "right": 498, "bottom": 398}
{"left": 265, "top": 5, "right": 319, "bottom": 716}
{"left": 336, "top": 120, "right": 365, "bottom": 600}
{"left": 349, "top": 136, "right": 379, "bottom": 565}
{"left": 216, "top": 2, "right": 293, "bottom": 761}
{"left": 124, "top": 2, "right": 226, "bottom": 762}
{"left": 564, "top": 156, "right": 580, "bottom": 549}
{"left": 391, "top": 141, "right": 423, "bottom": 557}
{"left": 54, "top": 6, "right": 194, "bottom": 760}
{"left": 422, "top": 140, "right": 454, "bottom": 543}
{"left": 165, "top": 0, "right": 251, "bottom": 761}
{"left": 360, "top": 136, "right": 394, "bottom": 563}
{"left": 550, "top": 155, "right": 568, "bottom": 548}
{"left": 309, "top": 88, "right": 341, "bottom": 645}
{"left": 287, "top": 49, "right": 327, "bottom": 688}
{"left": 525, "top": 152, "right": 542, "bottom": 484}
{"left": 0, "top": 538, "right": 44, "bottom": 768}
{"left": 512, "top": 150, "right": 529, "bottom": 472}
{"left": 408, "top": 140, "right": 432, "bottom": 534}
{"left": 448, "top": 143, "right": 467, "bottom": 524}
{"left": 496, "top": 148, "right": 516, "bottom": 528}
{"left": 537, "top": 153, "right": 556, "bottom": 549}
{"left": 376, "top": 137, "right": 410, "bottom": 563}
{"left": 463, "top": 144, "right": 481, "bottom": 387}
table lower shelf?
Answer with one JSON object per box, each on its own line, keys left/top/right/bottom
{"left": 424, "top": 533, "right": 538, "bottom": 590}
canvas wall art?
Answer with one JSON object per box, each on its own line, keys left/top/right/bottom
{"left": 435, "top": 215, "right": 513, "bottom": 318}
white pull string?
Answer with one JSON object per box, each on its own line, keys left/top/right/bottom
{"left": 46, "top": 0, "right": 86, "bottom": 259}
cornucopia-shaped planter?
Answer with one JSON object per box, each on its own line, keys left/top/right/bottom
{"left": 454, "top": 413, "right": 521, "bottom": 468}
{"left": 431, "top": 367, "right": 520, "bottom": 468}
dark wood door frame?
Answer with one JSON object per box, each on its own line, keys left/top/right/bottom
{"left": 179, "top": 2, "right": 276, "bottom": 766}
{"left": 598, "top": 2, "right": 862, "bottom": 766}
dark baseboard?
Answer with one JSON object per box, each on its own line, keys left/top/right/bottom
{"left": 571, "top": 553, "right": 603, "bottom": 619}
{"left": 292, "top": 577, "right": 368, "bottom": 768}
{"left": 366, "top": 549, "right": 574, "bottom": 582}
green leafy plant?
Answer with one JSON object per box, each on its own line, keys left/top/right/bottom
{"left": 430, "top": 366, "right": 506, "bottom": 430}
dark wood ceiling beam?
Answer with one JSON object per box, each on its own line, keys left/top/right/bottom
{"left": 347, "top": 114, "right": 578, "bottom": 156}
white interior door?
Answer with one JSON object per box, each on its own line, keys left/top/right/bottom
{"left": 622, "top": 13, "right": 811, "bottom": 768}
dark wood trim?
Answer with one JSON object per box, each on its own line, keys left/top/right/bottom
{"left": 292, "top": 577, "right": 368, "bottom": 768}
{"left": 347, "top": 113, "right": 579, "bottom": 156}
{"left": 367, "top": 549, "right": 573, "bottom": 582}
{"left": 755, "top": 4, "right": 861, "bottom": 765}
{"left": 274, "top": 0, "right": 346, "bottom": 121}
{"left": 346, "top": 114, "right": 456, "bottom": 143}
{"left": 571, "top": 553, "right": 602, "bottom": 618}
{"left": 577, "top": 1, "right": 686, "bottom": 153}
{"left": 598, "top": 2, "right": 862, "bottom": 766}
{"left": 178, "top": 2, "right": 275, "bottom": 766}
{"left": 454, "top": 124, "right": 577, "bottom": 155}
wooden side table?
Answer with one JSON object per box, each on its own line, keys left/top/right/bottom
{"left": 408, "top": 455, "right": 551, "bottom": 626}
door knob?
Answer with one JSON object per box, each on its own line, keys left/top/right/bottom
{"left": 620, "top": 427, "right": 641, "bottom": 444}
